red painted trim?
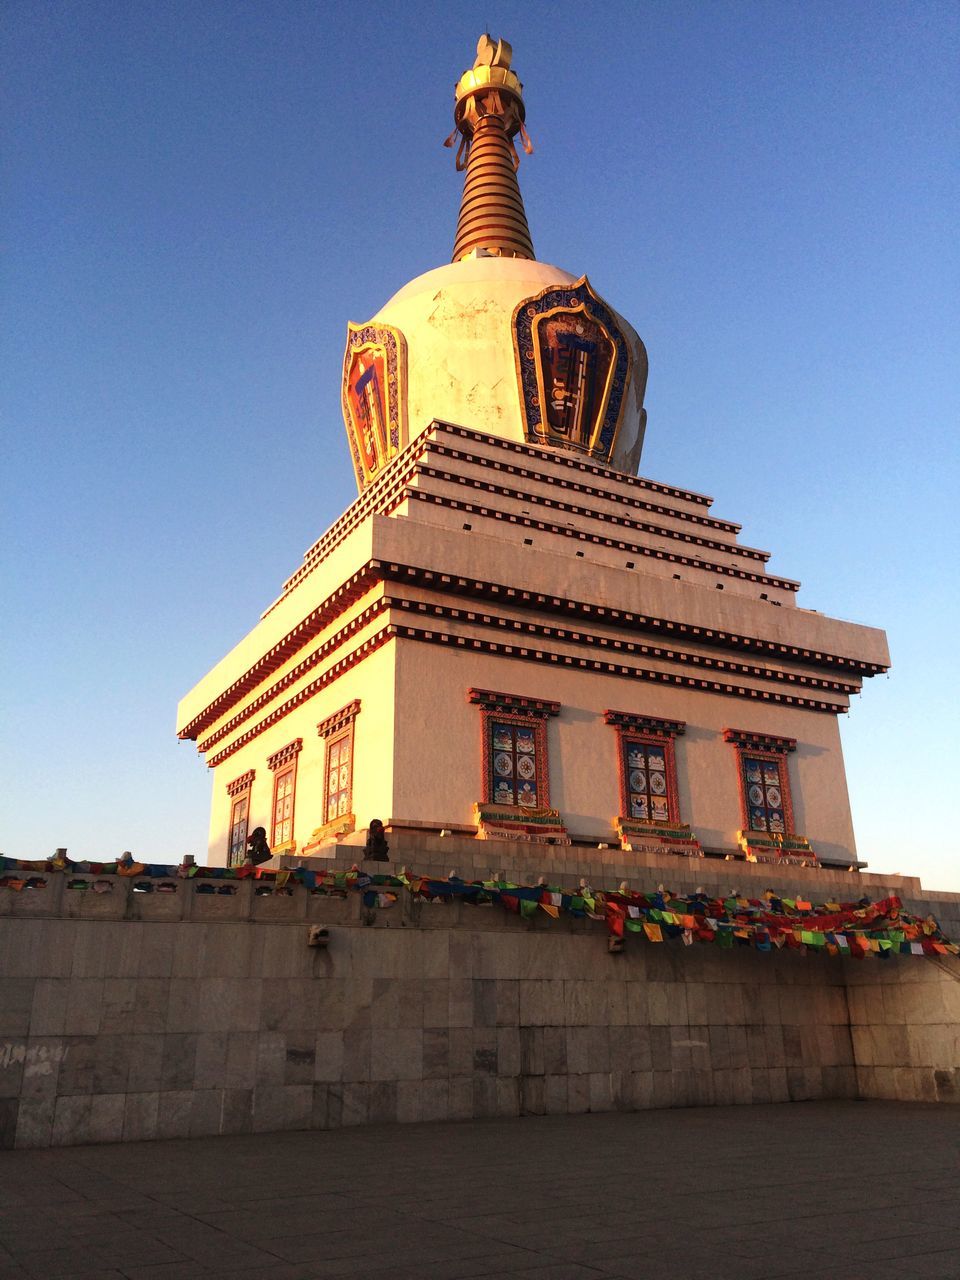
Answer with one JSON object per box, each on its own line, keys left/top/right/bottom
{"left": 377, "top": 565, "right": 885, "bottom": 676}
{"left": 180, "top": 567, "right": 380, "bottom": 740}
{"left": 603, "top": 710, "right": 686, "bottom": 736}
{"left": 393, "top": 624, "right": 846, "bottom": 714}
{"left": 271, "top": 445, "right": 429, "bottom": 604}
{"left": 205, "top": 626, "right": 395, "bottom": 768}
{"left": 416, "top": 462, "right": 768, "bottom": 564}
{"left": 316, "top": 699, "right": 362, "bottom": 739}
{"left": 426, "top": 438, "right": 736, "bottom": 531}
{"left": 404, "top": 488, "right": 799, "bottom": 592}
{"left": 225, "top": 769, "right": 255, "bottom": 797}
{"left": 431, "top": 421, "right": 716, "bottom": 510}
{"left": 262, "top": 415, "right": 726, "bottom": 626}
{"left": 184, "top": 554, "right": 885, "bottom": 745}
{"left": 267, "top": 738, "right": 303, "bottom": 772}
{"left": 199, "top": 603, "right": 857, "bottom": 772}
{"left": 468, "top": 688, "right": 561, "bottom": 716}
{"left": 196, "top": 599, "right": 388, "bottom": 752}
{"left": 722, "top": 728, "right": 797, "bottom": 753}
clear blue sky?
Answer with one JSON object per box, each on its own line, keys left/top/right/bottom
{"left": 3, "top": 1, "right": 958, "bottom": 889}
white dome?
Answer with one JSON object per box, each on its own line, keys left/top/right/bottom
{"left": 372, "top": 256, "right": 648, "bottom": 475}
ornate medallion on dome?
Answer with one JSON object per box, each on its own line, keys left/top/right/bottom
{"left": 340, "top": 322, "right": 408, "bottom": 490}
{"left": 513, "top": 277, "right": 634, "bottom": 465}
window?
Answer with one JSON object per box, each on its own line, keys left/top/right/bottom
{"left": 316, "top": 701, "right": 361, "bottom": 834}
{"left": 604, "top": 711, "right": 684, "bottom": 825}
{"left": 326, "top": 732, "right": 353, "bottom": 822}
{"left": 266, "top": 739, "right": 303, "bottom": 851}
{"left": 622, "top": 738, "right": 670, "bottom": 822}
{"left": 723, "top": 729, "right": 796, "bottom": 835}
{"left": 229, "top": 794, "right": 250, "bottom": 864}
{"left": 490, "top": 719, "right": 541, "bottom": 808}
{"left": 741, "top": 755, "right": 787, "bottom": 833}
{"left": 468, "top": 688, "right": 559, "bottom": 809}
{"left": 225, "top": 770, "right": 254, "bottom": 867}
{"left": 272, "top": 766, "right": 295, "bottom": 845}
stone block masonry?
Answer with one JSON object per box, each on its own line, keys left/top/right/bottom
{"left": 0, "top": 856, "right": 957, "bottom": 1149}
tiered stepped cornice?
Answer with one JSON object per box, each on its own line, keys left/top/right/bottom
{"left": 177, "top": 421, "right": 889, "bottom": 762}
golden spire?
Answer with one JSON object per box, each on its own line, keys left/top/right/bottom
{"left": 445, "top": 35, "right": 535, "bottom": 263}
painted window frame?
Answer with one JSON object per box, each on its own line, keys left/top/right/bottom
{"left": 225, "top": 770, "right": 254, "bottom": 867}
{"left": 468, "top": 688, "right": 559, "bottom": 810}
{"left": 317, "top": 700, "right": 361, "bottom": 830}
{"left": 722, "top": 728, "right": 797, "bottom": 836}
{"left": 603, "top": 711, "right": 684, "bottom": 825}
{"left": 266, "top": 739, "right": 303, "bottom": 851}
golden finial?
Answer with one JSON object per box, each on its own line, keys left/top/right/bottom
{"left": 446, "top": 34, "right": 533, "bottom": 170}
{"left": 444, "top": 35, "right": 536, "bottom": 262}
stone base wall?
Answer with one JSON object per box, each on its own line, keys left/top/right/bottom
{"left": 847, "top": 950, "right": 960, "bottom": 1103}
{"left": 1, "top": 851, "right": 957, "bottom": 1149}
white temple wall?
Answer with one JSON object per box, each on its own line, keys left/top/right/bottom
{"left": 391, "top": 640, "right": 858, "bottom": 860}
{"left": 204, "top": 642, "right": 397, "bottom": 865}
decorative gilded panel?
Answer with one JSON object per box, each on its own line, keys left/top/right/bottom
{"left": 341, "top": 322, "right": 407, "bottom": 489}
{"left": 513, "top": 277, "right": 632, "bottom": 464}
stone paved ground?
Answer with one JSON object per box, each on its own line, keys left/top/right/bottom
{"left": 0, "top": 1102, "right": 958, "bottom": 1280}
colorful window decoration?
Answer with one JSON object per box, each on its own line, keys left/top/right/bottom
{"left": 469, "top": 689, "right": 567, "bottom": 844}
{"left": 603, "top": 712, "right": 701, "bottom": 854}
{"left": 225, "top": 770, "right": 254, "bottom": 868}
{"left": 512, "top": 277, "right": 640, "bottom": 464}
{"left": 604, "top": 711, "right": 684, "bottom": 826}
{"left": 490, "top": 720, "right": 540, "bottom": 808}
{"left": 468, "top": 688, "right": 559, "bottom": 811}
{"left": 722, "top": 729, "right": 797, "bottom": 836}
{"left": 622, "top": 738, "right": 672, "bottom": 823}
{"left": 742, "top": 756, "right": 787, "bottom": 834}
{"left": 266, "top": 739, "right": 303, "bottom": 851}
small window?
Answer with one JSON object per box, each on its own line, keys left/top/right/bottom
{"left": 266, "top": 740, "right": 303, "bottom": 851}
{"left": 225, "top": 770, "right": 255, "bottom": 867}
{"left": 603, "top": 711, "right": 686, "bottom": 829}
{"left": 740, "top": 755, "right": 787, "bottom": 834}
{"left": 467, "top": 689, "right": 559, "bottom": 812}
{"left": 316, "top": 700, "right": 361, "bottom": 836}
{"left": 325, "top": 729, "right": 354, "bottom": 823}
{"left": 228, "top": 793, "right": 250, "bottom": 867}
{"left": 490, "top": 720, "right": 541, "bottom": 808}
{"left": 621, "top": 737, "right": 672, "bottom": 823}
{"left": 272, "top": 765, "right": 296, "bottom": 847}
{"left": 722, "top": 729, "right": 797, "bottom": 836}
